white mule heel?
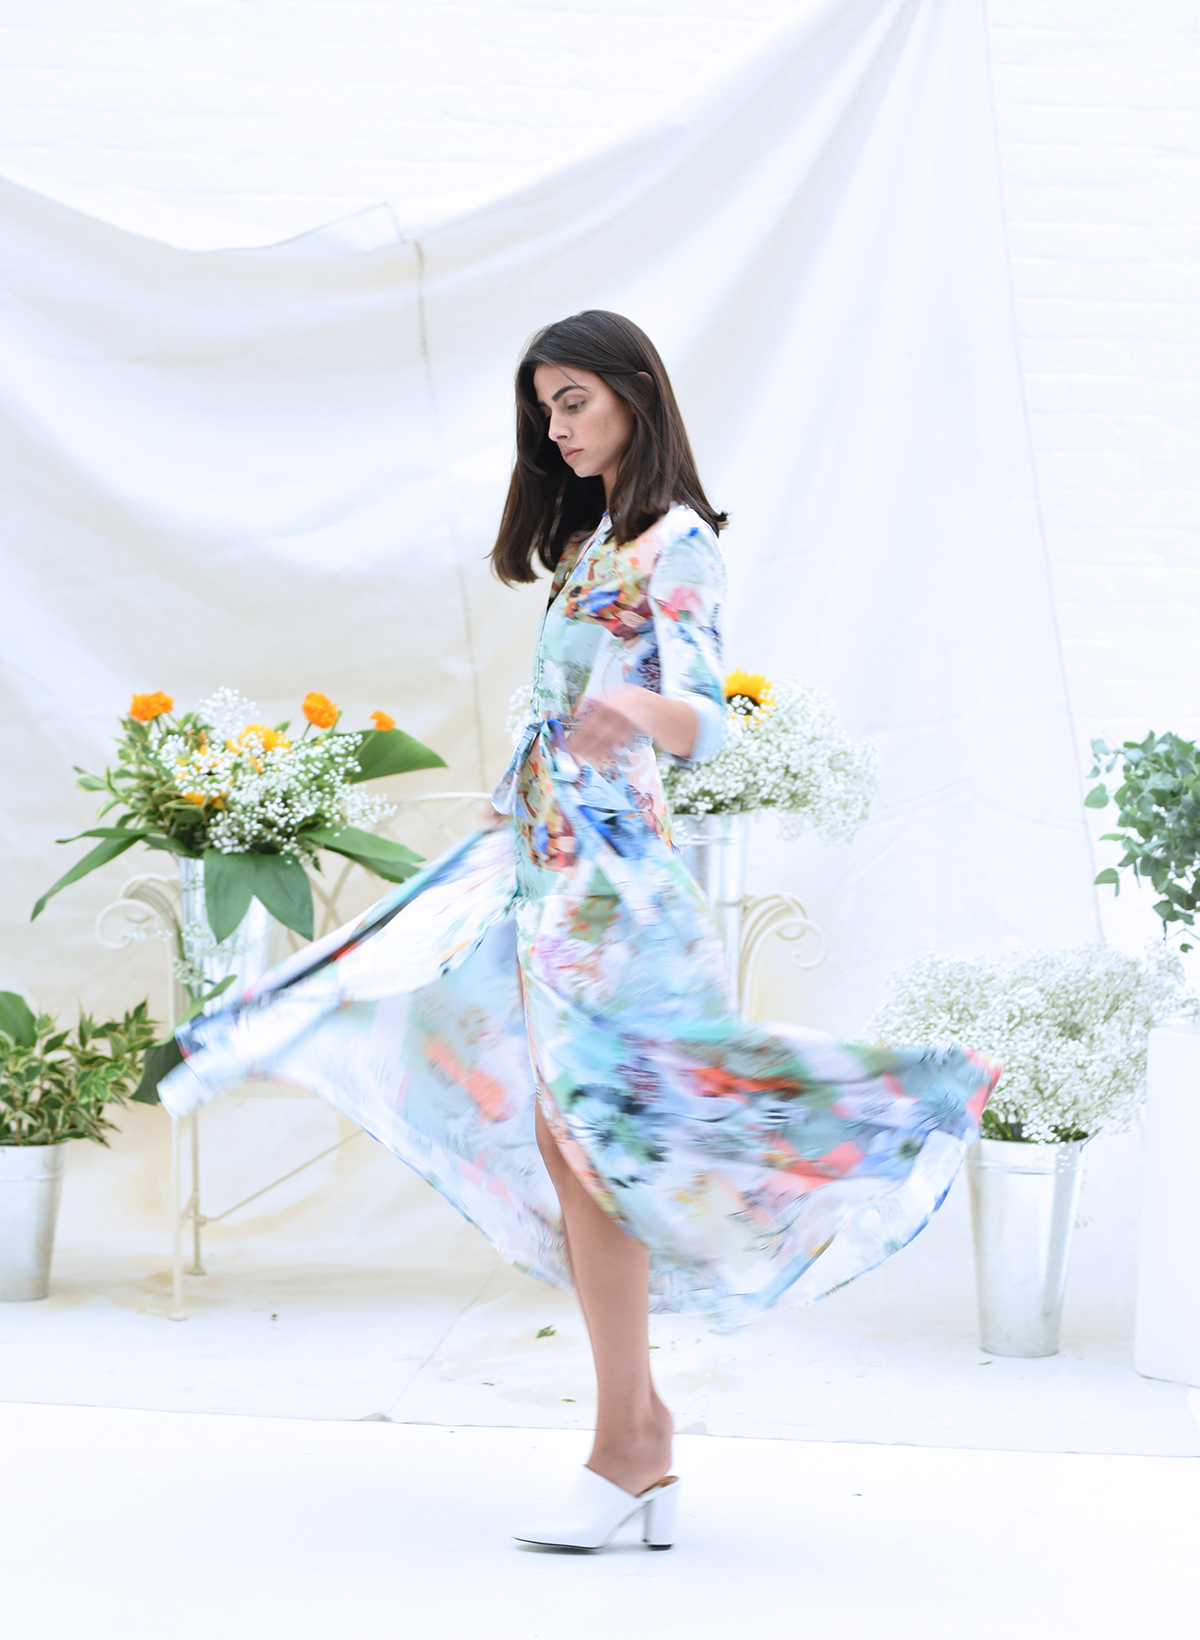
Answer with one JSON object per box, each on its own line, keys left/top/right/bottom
{"left": 514, "top": 1466, "right": 681, "bottom": 1551}
{"left": 642, "top": 1474, "right": 679, "bottom": 1549}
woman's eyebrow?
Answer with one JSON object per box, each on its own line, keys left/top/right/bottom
{"left": 535, "top": 381, "right": 586, "bottom": 411}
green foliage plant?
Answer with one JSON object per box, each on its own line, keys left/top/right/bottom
{"left": 1086, "top": 732, "right": 1200, "bottom": 952}
{"left": 0, "top": 991, "right": 158, "bottom": 1146}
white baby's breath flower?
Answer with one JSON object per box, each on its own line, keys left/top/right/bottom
{"left": 865, "top": 944, "right": 1199, "bottom": 1142}
{"left": 662, "top": 677, "right": 877, "bottom": 845}
{"left": 166, "top": 692, "right": 394, "bottom": 858}
{"left": 506, "top": 683, "right": 532, "bottom": 748}
{"left": 194, "top": 688, "right": 258, "bottom": 742}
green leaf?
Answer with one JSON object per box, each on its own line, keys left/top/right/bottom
{"left": 179, "top": 973, "right": 236, "bottom": 1026}
{"left": 204, "top": 851, "right": 314, "bottom": 942}
{"left": 1093, "top": 868, "right": 1120, "bottom": 888}
{"left": 54, "top": 823, "right": 149, "bottom": 843}
{"left": 202, "top": 850, "right": 256, "bottom": 943}
{"left": 31, "top": 831, "right": 145, "bottom": 920}
{"left": 244, "top": 853, "right": 313, "bottom": 941}
{"left": 133, "top": 1036, "right": 183, "bottom": 1105}
{"left": 1083, "top": 784, "right": 1110, "bottom": 809}
{"left": 307, "top": 825, "right": 423, "bottom": 885}
{"left": 131, "top": 978, "right": 236, "bottom": 1105}
{"left": 0, "top": 991, "right": 37, "bottom": 1049}
{"left": 343, "top": 728, "right": 446, "bottom": 784}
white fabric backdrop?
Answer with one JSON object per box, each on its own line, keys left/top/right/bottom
{"left": 2, "top": 0, "right": 1098, "bottom": 1039}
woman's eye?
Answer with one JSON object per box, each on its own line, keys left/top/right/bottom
{"left": 565, "top": 400, "right": 586, "bottom": 413}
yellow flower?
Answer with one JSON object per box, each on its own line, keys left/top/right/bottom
{"left": 724, "top": 670, "right": 774, "bottom": 718}
{"left": 129, "top": 691, "right": 174, "bottom": 723}
{"left": 182, "top": 792, "right": 207, "bottom": 806}
{"left": 236, "top": 723, "right": 289, "bottom": 753}
{"left": 369, "top": 710, "right": 395, "bottom": 733}
{"left": 302, "top": 691, "right": 339, "bottom": 729}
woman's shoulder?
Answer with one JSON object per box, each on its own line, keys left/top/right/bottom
{"left": 636, "top": 503, "right": 722, "bottom": 568}
{"left": 641, "top": 504, "right": 724, "bottom": 588}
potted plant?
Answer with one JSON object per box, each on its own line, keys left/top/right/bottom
{"left": 866, "top": 944, "right": 1195, "bottom": 1357}
{"left": 1087, "top": 732, "right": 1200, "bottom": 1385}
{"left": 0, "top": 990, "right": 157, "bottom": 1300}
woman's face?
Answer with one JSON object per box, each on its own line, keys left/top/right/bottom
{"left": 532, "top": 363, "right": 635, "bottom": 497}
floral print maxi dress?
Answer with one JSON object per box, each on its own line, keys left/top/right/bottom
{"left": 163, "top": 505, "right": 997, "bottom": 1329}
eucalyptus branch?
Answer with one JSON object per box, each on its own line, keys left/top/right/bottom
{"left": 1086, "top": 732, "right": 1200, "bottom": 952}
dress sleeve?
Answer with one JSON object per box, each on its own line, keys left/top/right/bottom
{"left": 645, "top": 518, "right": 727, "bottom": 768}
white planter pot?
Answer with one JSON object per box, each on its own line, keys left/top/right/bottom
{"left": 673, "top": 812, "right": 750, "bottom": 974}
{"left": 1135, "top": 1024, "right": 1200, "bottom": 1387}
{"left": 176, "top": 857, "right": 285, "bottom": 1012}
{"left": 966, "top": 1137, "right": 1086, "bottom": 1357}
{"left": 0, "top": 1143, "right": 66, "bottom": 1300}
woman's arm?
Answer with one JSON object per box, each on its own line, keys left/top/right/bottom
{"left": 569, "top": 520, "right": 726, "bottom": 768}
{"left": 568, "top": 687, "right": 696, "bottom": 764}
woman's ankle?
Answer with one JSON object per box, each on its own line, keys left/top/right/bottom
{"left": 587, "top": 1412, "right": 674, "bottom": 1497}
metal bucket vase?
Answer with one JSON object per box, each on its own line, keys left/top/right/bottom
{"left": 673, "top": 812, "right": 749, "bottom": 975}
{"left": 966, "top": 1137, "right": 1086, "bottom": 1357}
{"left": 176, "top": 857, "right": 285, "bottom": 1011}
{"left": 0, "top": 1143, "right": 66, "bottom": 1300}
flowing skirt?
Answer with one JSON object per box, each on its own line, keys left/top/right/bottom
{"left": 162, "top": 773, "right": 996, "bottom": 1331}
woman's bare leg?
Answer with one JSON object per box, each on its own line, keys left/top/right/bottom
{"left": 535, "top": 1099, "right": 673, "bottom": 1496}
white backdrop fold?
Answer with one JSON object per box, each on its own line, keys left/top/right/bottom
{"left": 1, "top": 0, "right": 1097, "bottom": 1036}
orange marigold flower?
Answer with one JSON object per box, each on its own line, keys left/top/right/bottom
{"left": 302, "top": 691, "right": 339, "bottom": 729}
{"left": 130, "top": 691, "right": 174, "bottom": 723}
{"left": 183, "top": 792, "right": 207, "bottom": 806}
{"left": 369, "top": 710, "right": 395, "bottom": 733}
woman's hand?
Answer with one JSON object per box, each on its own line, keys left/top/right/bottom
{"left": 568, "top": 687, "right": 698, "bottom": 767}
{"left": 567, "top": 699, "right": 638, "bottom": 767}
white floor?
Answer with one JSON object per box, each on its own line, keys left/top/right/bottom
{"left": 6, "top": 1111, "right": 1200, "bottom": 1637}
{"left": 4, "top": 1222, "right": 1198, "bottom": 1457}
{"left": 4, "top": 1402, "right": 1196, "bottom": 1640}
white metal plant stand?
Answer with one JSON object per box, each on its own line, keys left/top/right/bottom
{"left": 95, "top": 793, "right": 490, "bottom": 1320}
{"left": 673, "top": 813, "right": 827, "bottom": 1012}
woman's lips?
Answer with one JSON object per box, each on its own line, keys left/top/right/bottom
{"left": 564, "top": 447, "right": 582, "bottom": 459}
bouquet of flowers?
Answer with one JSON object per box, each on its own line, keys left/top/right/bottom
{"left": 660, "top": 671, "right": 877, "bottom": 842}
{"left": 33, "top": 687, "right": 445, "bottom": 943}
{"left": 866, "top": 944, "right": 1197, "bottom": 1143}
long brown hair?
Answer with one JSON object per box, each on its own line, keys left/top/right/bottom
{"left": 490, "top": 310, "right": 726, "bottom": 585}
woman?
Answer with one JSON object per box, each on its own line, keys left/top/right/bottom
{"left": 163, "top": 310, "right": 996, "bottom": 1552}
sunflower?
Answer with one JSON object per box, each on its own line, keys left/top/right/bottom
{"left": 723, "top": 670, "right": 774, "bottom": 720}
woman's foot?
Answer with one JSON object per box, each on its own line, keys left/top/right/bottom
{"left": 586, "top": 1397, "right": 674, "bottom": 1497}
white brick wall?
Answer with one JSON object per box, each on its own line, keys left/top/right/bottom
{"left": 987, "top": 0, "right": 1200, "bottom": 952}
